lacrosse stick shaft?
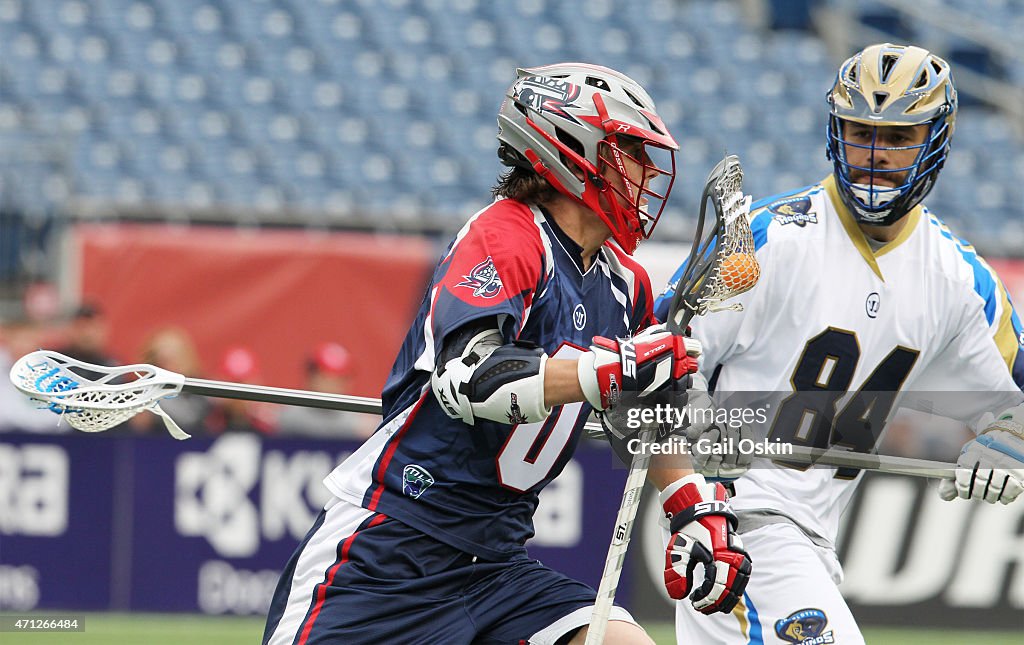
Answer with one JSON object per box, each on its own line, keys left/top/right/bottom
{"left": 780, "top": 445, "right": 955, "bottom": 479}
{"left": 588, "top": 155, "right": 749, "bottom": 642}
{"left": 585, "top": 425, "right": 656, "bottom": 645}
{"left": 182, "top": 379, "right": 960, "bottom": 478}
{"left": 182, "top": 378, "right": 385, "bottom": 415}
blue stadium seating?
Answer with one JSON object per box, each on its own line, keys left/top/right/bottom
{"left": 0, "top": 0, "right": 1017, "bottom": 253}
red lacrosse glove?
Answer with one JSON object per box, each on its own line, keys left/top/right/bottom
{"left": 578, "top": 323, "right": 700, "bottom": 410}
{"left": 662, "top": 473, "right": 751, "bottom": 614}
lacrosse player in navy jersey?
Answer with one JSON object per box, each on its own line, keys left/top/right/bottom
{"left": 263, "top": 62, "right": 750, "bottom": 645}
{"left": 655, "top": 44, "right": 1024, "bottom": 644}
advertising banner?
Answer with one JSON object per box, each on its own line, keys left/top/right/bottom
{"left": 0, "top": 433, "right": 626, "bottom": 615}
{"left": 3, "top": 431, "right": 1023, "bottom": 632}
{"left": 71, "top": 224, "right": 436, "bottom": 396}
{"left": 0, "top": 434, "right": 116, "bottom": 611}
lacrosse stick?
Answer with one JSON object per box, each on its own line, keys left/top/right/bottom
{"left": 9, "top": 350, "right": 384, "bottom": 439}
{"left": 10, "top": 349, "right": 957, "bottom": 479}
{"left": 8, "top": 349, "right": 956, "bottom": 477}
{"left": 585, "top": 154, "right": 762, "bottom": 644}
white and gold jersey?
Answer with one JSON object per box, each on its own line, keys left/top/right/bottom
{"left": 656, "top": 175, "right": 1024, "bottom": 545}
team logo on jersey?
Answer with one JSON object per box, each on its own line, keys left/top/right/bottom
{"left": 775, "top": 608, "right": 834, "bottom": 644}
{"left": 402, "top": 464, "right": 435, "bottom": 499}
{"left": 770, "top": 196, "right": 818, "bottom": 227}
{"left": 865, "top": 292, "right": 880, "bottom": 319}
{"left": 573, "top": 303, "right": 587, "bottom": 330}
{"left": 457, "top": 256, "right": 504, "bottom": 298}
{"left": 514, "top": 75, "right": 582, "bottom": 124}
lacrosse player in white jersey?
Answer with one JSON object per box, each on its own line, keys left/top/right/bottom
{"left": 655, "top": 43, "right": 1024, "bottom": 644}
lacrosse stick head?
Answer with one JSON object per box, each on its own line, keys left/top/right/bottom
{"left": 666, "top": 154, "right": 760, "bottom": 334}
{"left": 9, "top": 350, "right": 189, "bottom": 437}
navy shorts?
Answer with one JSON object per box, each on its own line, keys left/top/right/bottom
{"left": 263, "top": 498, "right": 635, "bottom": 645}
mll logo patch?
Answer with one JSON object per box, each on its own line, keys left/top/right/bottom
{"left": 770, "top": 196, "right": 818, "bottom": 226}
{"left": 457, "top": 256, "right": 503, "bottom": 298}
{"left": 402, "top": 464, "right": 435, "bottom": 499}
{"left": 775, "top": 608, "right": 833, "bottom": 644}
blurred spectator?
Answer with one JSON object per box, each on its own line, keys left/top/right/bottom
{"left": 128, "top": 326, "right": 211, "bottom": 436}
{"left": 0, "top": 316, "right": 68, "bottom": 433}
{"left": 277, "top": 342, "right": 375, "bottom": 439}
{"left": 57, "top": 303, "right": 117, "bottom": 366}
{"left": 205, "top": 345, "right": 278, "bottom": 434}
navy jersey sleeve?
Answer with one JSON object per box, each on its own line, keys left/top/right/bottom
{"left": 429, "top": 207, "right": 546, "bottom": 350}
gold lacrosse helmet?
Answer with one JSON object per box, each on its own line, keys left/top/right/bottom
{"left": 826, "top": 43, "right": 958, "bottom": 225}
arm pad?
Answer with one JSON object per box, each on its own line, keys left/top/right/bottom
{"left": 431, "top": 323, "right": 550, "bottom": 426}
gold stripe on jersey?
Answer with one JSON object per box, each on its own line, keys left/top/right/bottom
{"left": 990, "top": 268, "right": 1019, "bottom": 374}
{"left": 730, "top": 594, "right": 751, "bottom": 639}
{"left": 874, "top": 204, "right": 922, "bottom": 259}
{"left": 821, "top": 175, "right": 923, "bottom": 281}
{"left": 928, "top": 214, "right": 1019, "bottom": 374}
{"left": 967, "top": 251, "right": 1019, "bottom": 374}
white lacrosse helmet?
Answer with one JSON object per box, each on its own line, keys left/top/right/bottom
{"left": 497, "top": 62, "right": 678, "bottom": 254}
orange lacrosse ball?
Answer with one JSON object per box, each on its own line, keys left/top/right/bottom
{"left": 718, "top": 252, "right": 760, "bottom": 292}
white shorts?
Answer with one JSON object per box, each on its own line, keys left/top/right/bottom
{"left": 676, "top": 522, "right": 865, "bottom": 645}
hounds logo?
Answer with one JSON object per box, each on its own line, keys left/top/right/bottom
{"left": 770, "top": 196, "right": 818, "bottom": 226}
{"left": 775, "top": 608, "right": 834, "bottom": 644}
{"left": 515, "top": 75, "right": 582, "bottom": 124}
{"left": 402, "top": 464, "right": 435, "bottom": 499}
{"left": 457, "top": 256, "right": 503, "bottom": 298}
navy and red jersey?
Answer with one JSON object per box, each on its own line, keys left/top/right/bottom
{"left": 323, "top": 198, "right": 655, "bottom": 561}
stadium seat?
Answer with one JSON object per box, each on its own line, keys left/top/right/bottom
{"left": 0, "top": 0, "right": 1015, "bottom": 254}
{"left": 766, "top": 0, "right": 814, "bottom": 31}
{"left": 855, "top": 5, "right": 915, "bottom": 42}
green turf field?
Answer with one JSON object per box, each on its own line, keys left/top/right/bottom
{"left": 2, "top": 614, "right": 1019, "bottom": 644}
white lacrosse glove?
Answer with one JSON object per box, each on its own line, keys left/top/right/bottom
{"left": 682, "top": 372, "right": 753, "bottom": 481}
{"left": 938, "top": 404, "right": 1024, "bottom": 504}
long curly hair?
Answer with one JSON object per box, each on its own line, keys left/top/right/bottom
{"left": 492, "top": 166, "right": 559, "bottom": 205}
